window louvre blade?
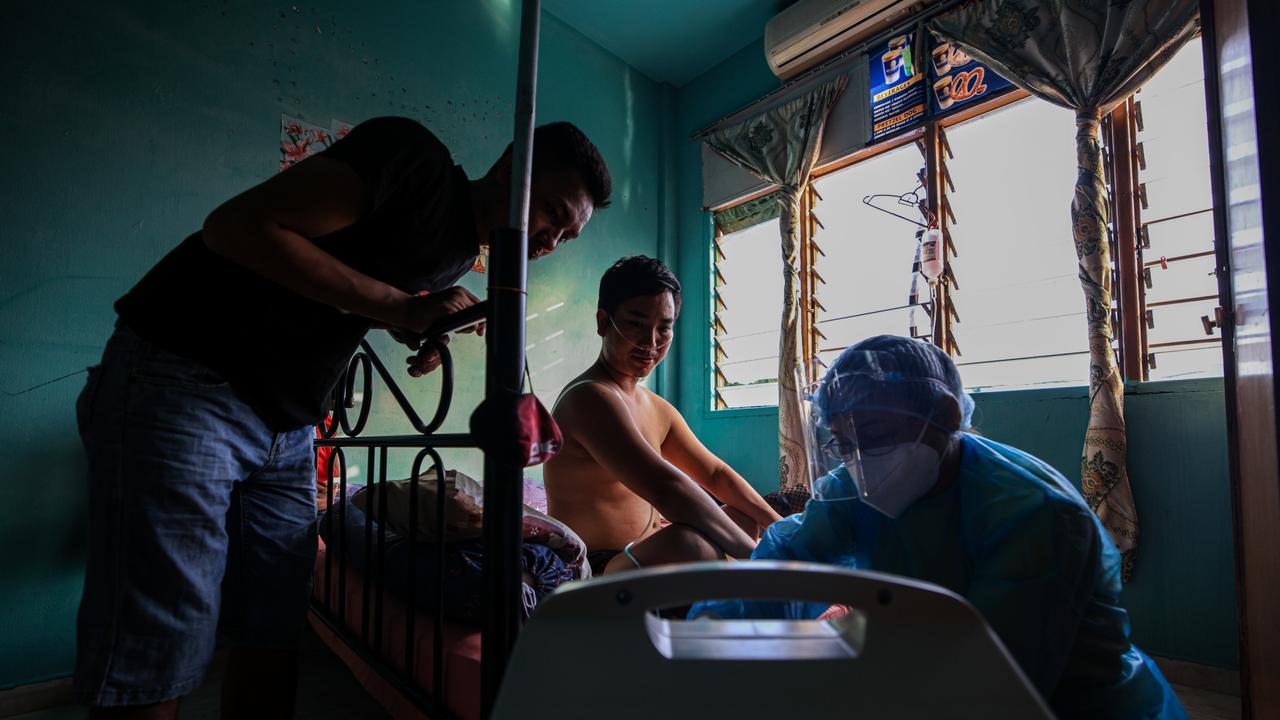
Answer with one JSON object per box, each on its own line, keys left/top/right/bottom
{"left": 943, "top": 264, "right": 959, "bottom": 290}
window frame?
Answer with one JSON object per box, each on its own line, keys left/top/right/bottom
{"left": 1108, "top": 38, "right": 1225, "bottom": 379}
{"left": 707, "top": 37, "right": 1223, "bottom": 410}
{"left": 707, "top": 209, "right": 790, "bottom": 414}
{"left": 801, "top": 87, "right": 1074, "bottom": 390}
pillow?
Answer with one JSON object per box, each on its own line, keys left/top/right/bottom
{"left": 353, "top": 468, "right": 485, "bottom": 542}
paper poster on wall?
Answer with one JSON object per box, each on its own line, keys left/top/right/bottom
{"left": 279, "top": 115, "right": 356, "bottom": 171}
{"left": 869, "top": 32, "right": 926, "bottom": 141}
{"left": 928, "top": 36, "right": 1013, "bottom": 116}
{"left": 279, "top": 115, "right": 332, "bottom": 171}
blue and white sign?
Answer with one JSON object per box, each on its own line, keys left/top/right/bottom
{"left": 927, "top": 36, "right": 1014, "bottom": 116}
{"left": 869, "top": 32, "right": 926, "bottom": 141}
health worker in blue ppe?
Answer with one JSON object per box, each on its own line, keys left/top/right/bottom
{"left": 690, "top": 335, "right": 1185, "bottom": 720}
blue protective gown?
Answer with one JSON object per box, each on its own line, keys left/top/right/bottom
{"left": 692, "top": 434, "right": 1185, "bottom": 720}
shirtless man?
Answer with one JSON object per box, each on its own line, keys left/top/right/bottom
{"left": 545, "top": 256, "right": 782, "bottom": 576}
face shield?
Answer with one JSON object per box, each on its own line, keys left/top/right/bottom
{"left": 801, "top": 339, "right": 974, "bottom": 517}
{"left": 799, "top": 370, "right": 856, "bottom": 501}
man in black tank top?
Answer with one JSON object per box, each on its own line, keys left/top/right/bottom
{"left": 74, "top": 117, "right": 611, "bottom": 718}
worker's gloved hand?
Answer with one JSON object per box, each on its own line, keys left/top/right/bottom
{"left": 395, "top": 287, "right": 486, "bottom": 336}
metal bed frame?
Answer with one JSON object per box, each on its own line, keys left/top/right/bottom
{"left": 309, "top": 2, "right": 543, "bottom": 717}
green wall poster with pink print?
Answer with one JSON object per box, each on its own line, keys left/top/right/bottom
{"left": 279, "top": 114, "right": 353, "bottom": 171}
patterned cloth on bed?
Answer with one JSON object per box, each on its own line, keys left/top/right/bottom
{"left": 318, "top": 485, "right": 583, "bottom": 622}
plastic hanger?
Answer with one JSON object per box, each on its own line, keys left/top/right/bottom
{"left": 862, "top": 179, "right": 937, "bottom": 229}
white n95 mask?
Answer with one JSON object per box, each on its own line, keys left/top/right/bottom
{"left": 847, "top": 440, "right": 942, "bottom": 519}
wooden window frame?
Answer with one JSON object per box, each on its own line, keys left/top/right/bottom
{"left": 797, "top": 87, "right": 1140, "bottom": 389}
{"left": 711, "top": 73, "right": 1221, "bottom": 407}
{"left": 1107, "top": 36, "right": 1225, "bottom": 380}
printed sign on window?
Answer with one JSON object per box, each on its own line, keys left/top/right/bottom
{"left": 927, "top": 36, "right": 1013, "bottom": 116}
{"left": 869, "top": 32, "right": 926, "bottom": 141}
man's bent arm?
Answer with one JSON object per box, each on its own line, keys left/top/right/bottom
{"left": 560, "top": 386, "right": 756, "bottom": 558}
{"left": 202, "top": 153, "right": 419, "bottom": 330}
{"left": 661, "top": 404, "right": 783, "bottom": 529}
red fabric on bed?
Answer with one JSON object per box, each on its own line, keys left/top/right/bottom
{"left": 310, "top": 538, "right": 483, "bottom": 720}
{"left": 314, "top": 415, "right": 336, "bottom": 511}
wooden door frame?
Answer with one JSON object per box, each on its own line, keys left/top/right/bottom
{"left": 1202, "top": 0, "right": 1280, "bottom": 716}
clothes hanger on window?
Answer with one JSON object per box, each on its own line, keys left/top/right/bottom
{"left": 862, "top": 180, "right": 937, "bottom": 229}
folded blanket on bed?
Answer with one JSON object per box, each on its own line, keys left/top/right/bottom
{"left": 351, "top": 471, "right": 589, "bottom": 577}
{"left": 320, "top": 487, "right": 584, "bottom": 622}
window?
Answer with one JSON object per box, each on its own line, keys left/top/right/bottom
{"left": 943, "top": 98, "right": 1093, "bottom": 391}
{"left": 707, "top": 36, "right": 1222, "bottom": 410}
{"left": 711, "top": 213, "right": 783, "bottom": 409}
{"left": 804, "top": 95, "right": 1100, "bottom": 393}
{"left": 810, "top": 142, "right": 931, "bottom": 372}
{"left": 1130, "top": 36, "right": 1223, "bottom": 380}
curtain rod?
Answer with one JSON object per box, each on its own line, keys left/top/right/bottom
{"left": 690, "top": 0, "right": 973, "bottom": 140}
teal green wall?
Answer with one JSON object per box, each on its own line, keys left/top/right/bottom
{"left": 973, "top": 380, "right": 1238, "bottom": 669}
{"left": 668, "top": 41, "right": 1238, "bottom": 669}
{"left": 669, "top": 40, "right": 781, "bottom": 482}
{"left": 0, "top": 1, "right": 663, "bottom": 690}
{"left": 0, "top": 1, "right": 1240, "bottom": 691}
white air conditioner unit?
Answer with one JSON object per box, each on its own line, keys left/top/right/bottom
{"left": 765, "top": 0, "right": 930, "bottom": 80}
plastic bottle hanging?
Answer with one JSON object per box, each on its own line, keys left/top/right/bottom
{"left": 920, "top": 227, "right": 944, "bottom": 281}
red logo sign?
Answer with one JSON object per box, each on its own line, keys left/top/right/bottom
{"left": 950, "top": 67, "right": 989, "bottom": 103}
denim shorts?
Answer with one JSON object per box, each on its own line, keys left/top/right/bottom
{"left": 73, "top": 323, "right": 318, "bottom": 707}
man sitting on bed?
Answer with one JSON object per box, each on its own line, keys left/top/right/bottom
{"left": 545, "top": 256, "right": 782, "bottom": 576}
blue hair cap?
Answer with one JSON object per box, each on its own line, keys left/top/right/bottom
{"left": 813, "top": 335, "right": 975, "bottom": 431}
